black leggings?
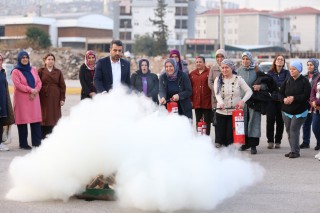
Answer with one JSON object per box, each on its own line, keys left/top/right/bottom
{"left": 41, "top": 125, "right": 54, "bottom": 139}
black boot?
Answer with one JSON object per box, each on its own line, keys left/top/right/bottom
{"left": 251, "top": 146, "right": 257, "bottom": 155}
{"left": 239, "top": 144, "right": 250, "bottom": 151}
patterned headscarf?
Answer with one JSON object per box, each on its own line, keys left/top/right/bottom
{"left": 169, "top": 49, "right": 183, "bottom": 72}
{"left": 85, "top": 50, "right": 96, "bottom": 70}
{"left": 14, "top": 51, "right": 35, "bottom": 88}
{"left": 242, "top": 51, "right": 256, "bottom": 69}
{"left": 307, "top": 58, "right": 319, "bottom": 74}
{"left": 216, "top": 59, "right": 237, "bottom": 94}
{"left": 164, "top": 58, "right": 178, "bottom": 81}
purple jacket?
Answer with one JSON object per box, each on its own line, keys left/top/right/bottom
{"left": 310, "top": 76, "right": 320, "bottom": 106}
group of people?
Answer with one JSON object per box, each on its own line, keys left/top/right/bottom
{"left": 79, "top": 39, "right": 319, "bottom": 159}
{"left": 1, "top": 39, "right": 320, "bottom": 160}
{"left": 0, "top": 51, "right": 66, "bottom": 151}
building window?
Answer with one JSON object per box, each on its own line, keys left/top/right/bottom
{"left": 175, "top": 0, "right": 188, "bottom": 3}
{"left": 120, "top": 6, "right": 131, "bottom": 15}
{"left": 120, "top": 32, "right": 132, "bottom": 40}
{"left": 0, "top": 26, "right": 4, "bottom": 36}
{"left": 175, "top": 20, "right": 188, "bottom": 29}
{"left": 120, "top": 19, "right": 132, "bottom": 28}
{"left": 175, "top": 7, "right": 188, "bottom": 16}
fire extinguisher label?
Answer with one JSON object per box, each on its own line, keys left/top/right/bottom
{"left": 202, "top": 125, "right": 206, "bottom": 134}
{"left": 172, "top": 107, "right": 178, "bottom": 113}
{"left": 235, "top": 115, "right": 244, "bottom": 135}
{"left": 235, "top": 116, "right": 244, "bottom": 122}
{"left": 235, "top": 122, "right": 244, "bottom": 135}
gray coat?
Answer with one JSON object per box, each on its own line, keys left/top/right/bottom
{"left": 208, "top": 64, "right": 221, "bottom": 108}
{"left": 237, "top": 67, "right": 261, "bottom": 138}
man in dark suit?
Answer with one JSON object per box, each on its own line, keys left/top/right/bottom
{"left": 94, "top": 40, "right": 131, "bottom": 93}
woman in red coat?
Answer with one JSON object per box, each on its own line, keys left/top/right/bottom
{"left": 38, "top": 53, "right": 66, "bottom": 139}
{"left": 189, "top": 56, "right": 212, "bottom": 135}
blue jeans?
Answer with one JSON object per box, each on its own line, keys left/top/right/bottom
{"left": 312, "top": 113, "right": 320, "bottom": 146}
{"left": 302, "top": 113, "right": 313, "bottom": 144}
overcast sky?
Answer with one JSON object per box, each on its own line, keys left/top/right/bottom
{"left": 228, "top": 0, "right": 320, "bottom": 10}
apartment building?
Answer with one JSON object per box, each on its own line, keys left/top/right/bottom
{"left": 112, "top": 0, "right": 196, "bottom": 53}
{"left": 274, "top": 7, "right": 320, "bottom": 52}
{"left": 196, "top": 7, "right": 320, "bottom": 52}
{"left": 196, "top": 9, "right": 287, "bottom": 47}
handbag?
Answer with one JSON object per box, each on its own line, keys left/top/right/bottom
{"left": 212, "top": 108, "right": 217, "bottom": 126}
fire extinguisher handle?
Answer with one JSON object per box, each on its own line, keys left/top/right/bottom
{"left": 216, "top": 107, "right": 235, "bottom": 110}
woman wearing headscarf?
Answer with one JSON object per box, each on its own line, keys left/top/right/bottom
{"left": 214, "top": 59, "right": 252, "bottom": 147}
{"left": 300, "top": 58, "right": 320, "bottom": 150}
{"left": 12, "top": 51, "right": 42, "bottom": 149}
{"left": 189, "top": 56, "right": 212, "bottom": 135}
{"left": 79, "top": 50, "right": 97, "bottom": 100}
{"left": 130, "top": 58, "right": 159, "bottom": 104}
{"left": 237, "top": 51, "right": 263, "bottom": 154}
{"left": 159, "top": 58, "right": 192, "bottom": 119}
{"left": 266, "top": 54, "right": 290, "bottom": 149}
{"left": 38, "top": 53, "right": 66, "bottom": 139}
{"left": 169, "top": 49, "right": 189, "bottom": 74}
{"left": 0, "top": 54, "right": 14, "bottom": 151}
{"left": 208, "top": 49, "right": 225, "bottom": 111}
{"left": 280, "top": 61, "right": 311, "bottom": 158}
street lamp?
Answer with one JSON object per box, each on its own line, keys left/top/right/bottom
{"left": 219, "top": 0, "right": 225, "bottom": 49}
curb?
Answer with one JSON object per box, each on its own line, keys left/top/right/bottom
{"left": 9, "top": 86, "right": 81, "bottom": 95}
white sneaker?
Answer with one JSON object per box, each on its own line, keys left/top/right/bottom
{"left": 315, "top": 152, "right": 320, "bottom": 159}
{"left": 0, "top": 143, "right": 9, "bottom": 151}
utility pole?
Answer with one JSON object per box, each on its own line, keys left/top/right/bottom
{"left": 38, "top": 0, "right": 42, "bottom": 17}
{"left": 219, "top": 0, "right": 224, "bottom": 49}
{"left": 179, "top": 6, "right": 183, "bottom": 54}
{"left": 288, "top": 32, "right": 292, "bottom": 58}
{"left": 123, "top": 21, "right": 128, "bottom": 52}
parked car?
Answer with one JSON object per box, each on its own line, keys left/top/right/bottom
{"left": 259, "top": 61, "right": 288, "bottom": 74}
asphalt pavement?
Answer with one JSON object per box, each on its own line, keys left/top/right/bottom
{"left": 1, "top": 81, "right": 319, "bottom": 213}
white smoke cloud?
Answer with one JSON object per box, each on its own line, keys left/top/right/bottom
{"left": 6, "top": 86, "right": 265, "bottom": 211}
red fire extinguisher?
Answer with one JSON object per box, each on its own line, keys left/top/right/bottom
{"left": 232, "top": 109, "right": 245, "bottom": 144}
{"left": 197, "top": 118, "right": 207, "bottom": 135}
{"left": 167, "top": 101, "right": 178, "bottom": 114}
